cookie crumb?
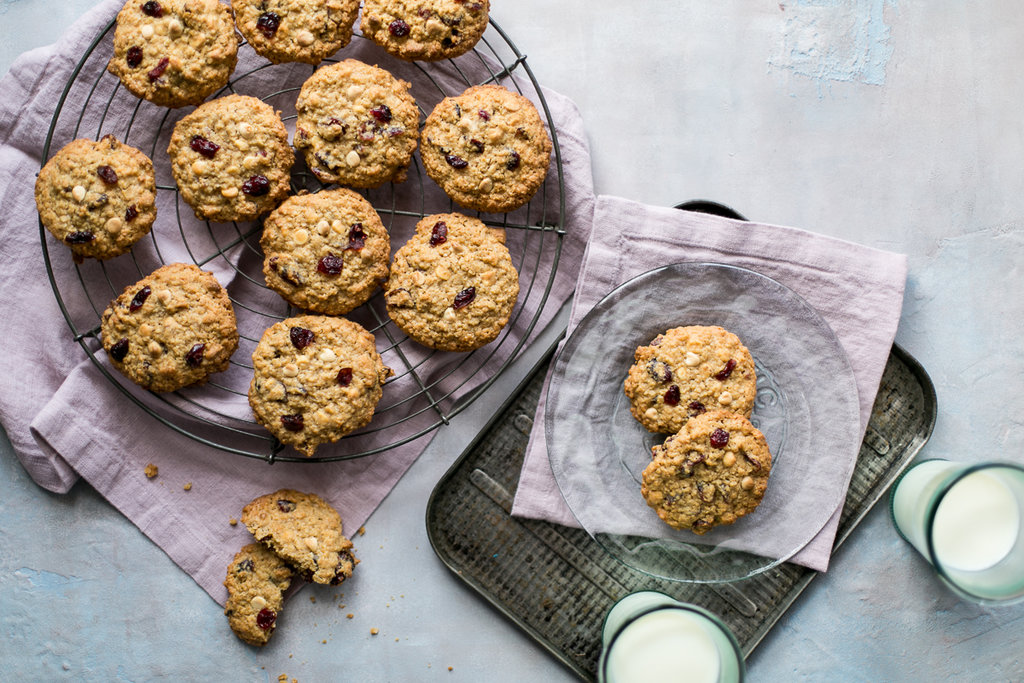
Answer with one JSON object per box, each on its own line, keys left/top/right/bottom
{"left": 321, "top": 639, "right": 327, "bottom": 644}
{"left": 358, "top": 526, "right": 366, "bottom": 536}
{"left": 448, "top": 667, "right": 454, "bottom": 672}
{"left": 277, "top": 675, "right": 287, "bottom": 683}
{"left": 370, "top": 628, "right": 379, "bottom": 636}
{"left": 346, "top": 613, "right": 354, "bottom": 619}
{"left": 229, "top": 518, "right": 238, "bottom": 526}
{"left": 144, "top": 463, "right": 158, "bottom": 478}
{"left": 309, "top": 596, "right": 317, "bottom": 604}
{"left": 183, "top": 482, "right": 192, "bottom": 491}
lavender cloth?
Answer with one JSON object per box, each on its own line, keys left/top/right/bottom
{"left": 511, "top": 196, "right": 908, "bottom": 572}
{"left": 0, "top": 0, "right": 595, "bottom": 603}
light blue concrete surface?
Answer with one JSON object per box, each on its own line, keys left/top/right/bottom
{"left": 4, "top": 2, "right": 1024, "bottom": 680}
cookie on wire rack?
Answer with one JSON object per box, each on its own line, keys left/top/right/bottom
{"left": 232, "top": 0, "right": 360, "bottom": 65}
{"left": 360, "top": 0, "right": 490, "bottom": 62}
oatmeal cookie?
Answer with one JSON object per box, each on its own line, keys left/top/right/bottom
{"left": 232, "top": 0, "right": 360, "bottom": 64}
{"left": 420, "top": 84, "right": 552, "bottom": 213}
{"left": 100, "top": 263, "right": 239, "bottom": 392}
{"left": 385, "top": 213, "right": 519, "bottom": 351}
{"left": 223, "top": 543, "right": 293, "bottom": 646}
{"left": 293, "top": 59, "right": 419, "bottom": 188}
{"left": 261, "top": 188, "right": 390, "bottom": 315}
{"left": 641, "top": 410, "right": 772, "bottom": 535}
{"left": 107, "top": 0, "right": 238, "bottom": 108}
{"left": 248, "top": 315, "right": 392, "bottom": 457}
{"left": 360, "top": 0, "right": 489, "bottom": 62}
{"left": 624, "top": 325, "right": 757, "bottom": 434}
{"left": 167, "top": 94, "right": 293, "bottom": 222}
{"left": 35, "top": 135, "right": 157, "bottom": 261}
{"left": 242, "top": 489, "right": 358, "bottom": 585}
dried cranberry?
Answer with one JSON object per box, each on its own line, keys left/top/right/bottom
{"left": 688, "top": 401, "right": 706, "bottom": 417}
{"left": 506, "top": 150, "right": 521, "bottom": 171}
{"left": 369, "top": 104, "right": 392, "bottom": 123}
{"left": 478, "top": 109, "right": 490, "bottom": 121}
{"left": 337, "top": 368, "right": 353, "bottom": 387}
{"left": 317, "top": 253, "right": 344, "bottom": 275}
{"left": 646, "top": 360, "right": 672, "bottom": 383}
{"left": 147, "top": 57, "right": 169, "bottom": 82}
{"left": 714, "top": 359, "right": 737, "bottom": 381}
{"left": 276, "top": 499, "right": 296, "bottom": 512}
{"left": 290, "top": 327, "right": 315, "bottom": 349}
{"left": 469, "top": 139, "right": 484, "bottom": 153}
{"left": 185, "top": 343, "right": 205, "bottom": 368}
{"left": 429, "top": 221, "right": 448, "bottom": 246}
{"left": 663, "top": 385, "right": 681, "bottom": 406}
{"left": 453, "top": 287, "right": 476, "bottom": 310}
{"left": 64, "top": 231, "right": 95, "bottom": 244}
{"left": 96, "top": 165, "right": 118, "bottom": 185}
{"left": 256, "top": 11, "right": 280, "bottom": 38}
{"left": 189, "top": 135, "right": 219, "bottom": 159}
{"left": 445, "top": 154, "right": 468, "bottom": 169}
{"left": 110, "top": 338, "right": 130, "bottom": 362}
{"left": 280, "top": 414, "right": 304, "bottom": 432}
{"left": 125, "top": 205, "right": 139, "bottom": 222}
{"left": 129, "top": 285, "right": 151, "bottom": 312}
{"left": 710, "top": 428, "right": 730, "bottom": 448}
{"left": 241, "top": 175, "right": 270, "bottom": 196}
{"left": 346, "top": 224, "right": 366, "bottom": 250}
{"left": 388, "top": 18, "right": 410, "bottom": 36}
{"left": 126, "top": 46, "right": 143, "bottom": 68}
{"left": 255, "top": 608, "right": 277, "bottom": 630}
{"left": 141, "top": 0, "right": 163, "bottom": 17}
{"left": 236, "top": 559, "right": 255, "bottom": 573}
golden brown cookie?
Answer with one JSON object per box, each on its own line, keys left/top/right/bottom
{"left": 35, "top": 135, "right": 157, "bottom": 261}
{"left": 248, "top": 315, "right": 392, "bottom": 456}
{"left": 385, "top": 213, "right": 519, "bottom": 351}
{"left": 107, "top": 0, "right": 238, "bottom": 108}
{"left": 293, "top": 59, "right": 419, "bottom": 188}
{"left": 242, "top": 489, "right": 358, "bottom": 585}
{"left": 641, "top": 410, "right": 772, "bottom": 535}
{"left": 261, "top": 188, "right": 390, "bottom": 315}
{"left": 100, "top": 263, "right": 239, "bottom": 392}
{"left": 167, "top": 94, "right": 294, "bottom": 222}
{"left": 420, "top": 84, "right": 552, "bottom": 213}
{"left": 232, "top": 0, "right": 360, "bottom": 64}
{"left": 223, "top": 543, "right": 293, "bottom": 646}
{"left": 359, "top": 0, "right": 490, "bottom": 62}
{"left": 624, "top": 326, "right": 757, "bottom": 434}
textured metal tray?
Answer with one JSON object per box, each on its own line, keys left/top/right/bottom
{"left": 426, "top": 343, "right": 936, "bottom": 680}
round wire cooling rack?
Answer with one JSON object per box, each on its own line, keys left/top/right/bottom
{"left": 39, "top": 15, "right": 567, "bottom": 463}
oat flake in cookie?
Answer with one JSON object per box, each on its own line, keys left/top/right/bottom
{"left": 100, "top": 263, "right": 239, "bottom": 392}
{"left": 232, "top": 0, "right": 360, "bottom": 64}
{"left": 641, "top": 409, "right": 772, "bottom": 535}
{"left": 107, "top": 0, "right": 238, "bottom": 108}
{"left": 360, "top": 0, "right": 490, "bottom": 62}
{"left": 223, "top": 543, "right": 293, "bottom": 646}
{"left": 293, "top": 59, "right": 419, "bottom": 188}
{"left": 420, "top": 84, "right": 552, "bottom": 214}
{"left": 168, "top": 95, "right": 293, "bottom": 222}
{"left": 624, "top": 325, "right": 757, "bottom": 435}
{"left": 248, "top": 316, "right": 392, "bottom": 457}
{"left": 35, "top": 135, "right": 157, "bottom": 261}
{"left": 242, "top": 489, "right": 357, "bottom": 585}
{"left": 261, "top": 188, "right": 390, "bottom": 315}
{"left": 385, "top": 212, "right": 519, "bottom": 351}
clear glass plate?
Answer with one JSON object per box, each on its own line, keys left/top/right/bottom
{"left": 545, "top": 262, "right": 860, "bottom": 583}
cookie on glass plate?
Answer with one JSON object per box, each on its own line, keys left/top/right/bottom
{"left": 624, "top": 325, "right": 757, "bottom": 435}
{"left": 35, "top": 134, "right": 157, "bottom": 261}
{"left": 242, "top": 488, "right": 358, "bottom": 585}
{"left": 107, "top": 0, "right": 238, "bottom": 108}
{"left": 100, "top": 263, "right": 239, "bottom": 392}
{"left": 223, "top": 543, "right": 293, "bottom": 646}
{"left": 420, "top": 84, "right": 552, "bottom": 213}
{"left": 232, "top": 0, "right": 360, "bottom": 64}
{"left": 384, "top": 212, "right": 519, "bottom": 352}
{"left": 167, "top": 94, "right": 294, "bottom": 222}
{"left": 293, "top": 59, "right": 419, "bottom": 188}
{"left": 261, "top": 188, "right": 390, "bottom": 315}
{"left": 641, "top": 409, "right": 772, "bottom": 535}
{"left": 360, "top": 0, "right": 490, "bottom": 62}
{"left": 248, "top": 315, "right": 392, "bottom": 457}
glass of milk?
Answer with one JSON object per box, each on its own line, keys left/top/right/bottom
{"left": 598, "top": 591, "right": 745, "bottom": 683}
{"left": 890, "top": 459, "right": 1024, "bottom": 604}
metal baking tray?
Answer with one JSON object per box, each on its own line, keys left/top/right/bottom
{"left": 426, "top": 343, "right": 936, "bottom": 680}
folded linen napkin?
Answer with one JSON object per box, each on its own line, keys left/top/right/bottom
{"left": 511, "top": 196, "right": 907, "bottom": 572}
{"left": 0, "top": 0, "right": 595, "bottom": 602}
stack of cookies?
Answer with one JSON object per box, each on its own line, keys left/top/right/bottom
{"left": 623, "top": 326, "right": 773, "bottom": 535}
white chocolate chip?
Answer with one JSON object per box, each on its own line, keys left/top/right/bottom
{"left": 191, "top": 160, "right": 208, "bottom": 176}
{"left": 105, "top": 217, "right": 123, "bottom": 234}
{"left": 156, "top": 289, "right": 171, "bottom": 304}
{"left": 304, "top": 536, "right": 319, "bottom": 551}
{"left": 296, "top": 30, "right": 315, "bottom": 46}
{"left": 72, "top": 185, "right": 87, "bottom": 202}
{"left": 345, "top": 150, "right": 361, "bottom": 167}
{"left": 237, "top": 122, "right": 251, "bottom": 135}
{"left": 140, "top": 24, "right": 154, "bottom": 39}
{"left": 718, "top": 392, "right": 733, "bottom": 405}
{"left": 723, "top": 452, "right": 736, "bottom": 467}
{"left": 478, "top": 177, "right": 494, "bottom": 193}
{"left": 684, "top": 351, "right": 701, "bottom": 367}
{"left": 645, "top": 407, "right": 658, "bottom": 419}
{"left": 504, "top": 99, "right": 521, "bottom": 112}
{"left": 316, "top": 220, "right": 331, "bottom": 236}
{"left": 147, "top": 340, "right": 162, "bottom": 357}
{"left": 242, "top": 155, "right": 263, "bottom": 170}
{"left": 138, "top": 323, "right": 153, "bottom": 337}
{"left": 293, "top": 228, "right": 309, "bottom": 245}
{"left": 331, "top": 219, "right": 345, "bottom": 234}
{"left": 442, "top": 307, "right": 456, "bottom": 321}
{"left": 221, "top": 186, "right": 239, "bottom": 198}
{"left": 318, "top": 349, "right": 337, "bottom": 362}
{"left": 283, "top": 363, "right": 299, "bottom": 377}
{"left": 167, "top": 18, "right": 183, "bottom": 37}
{"left": 741, "top": 476, "right": 755, "bottom": 491}
{"left": 346, "top": 85, "right": 363, "bottom": 100}
{"left": 250, "top": 596, "right": 267, "bottom": 611}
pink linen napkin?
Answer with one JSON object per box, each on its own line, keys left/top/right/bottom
{"left": 511, "top": 196, "right": 907, "bottom": 572}
{"left": 0, "top": 0, "right": 595, "bottom": 602}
